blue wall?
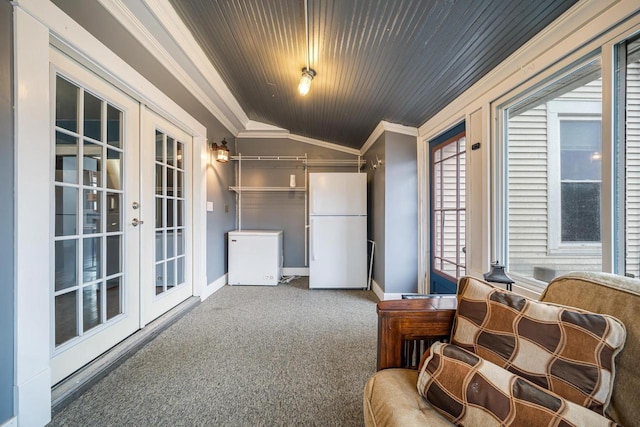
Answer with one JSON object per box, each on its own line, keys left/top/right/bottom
{"left": 0, "top": 0, "right": 14, "bottom": 422}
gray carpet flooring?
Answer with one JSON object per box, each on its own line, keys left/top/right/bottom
{"left": 48, "top": 278, "right": 379, "bottom": 426}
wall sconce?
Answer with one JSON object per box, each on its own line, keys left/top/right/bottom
{"left": 210, "top": 138, "right": 230, "bottom": 163}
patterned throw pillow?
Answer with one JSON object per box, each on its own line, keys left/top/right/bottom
{"left": 451, "top": 276, "right": 626, "bottom": 414}
{"left": 417, "top": 342, "right": 621, "bottom": 426}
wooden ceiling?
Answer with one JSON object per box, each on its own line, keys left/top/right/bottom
{"left": 168, "top": 0, "right": 577, "bottom": 148}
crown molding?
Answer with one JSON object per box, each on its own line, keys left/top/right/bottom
{"left": 237, "top": 129, "right": 361, "bottom": 155}
{"left": 98, "top": 0, "right": 249, "bottom": 135}
{"left": 360, "top": 120, "right": 418, "bottom": 155}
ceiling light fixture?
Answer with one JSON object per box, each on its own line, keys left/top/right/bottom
{"left": 298, "top": 0, "right": 315, "bottom": 96}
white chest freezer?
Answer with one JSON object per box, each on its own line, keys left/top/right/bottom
{"left": 228, "top": 230, "right": 283, "bottom": 286}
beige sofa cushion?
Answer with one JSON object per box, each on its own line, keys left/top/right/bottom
{"left": 363, "top": 368, "right": 451, "bottom": 427}
{"left": 417, "top": 342, "right": 621, "bottom": 426}
{"left": 540, "top": 272, "right": 640, "bottom": 426}
{"left": 451, "top": 276, "right": 626, "bottom": 413}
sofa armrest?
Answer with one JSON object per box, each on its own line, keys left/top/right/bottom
{"left": 376, "top": 296, "right": 457, "bottom": 371}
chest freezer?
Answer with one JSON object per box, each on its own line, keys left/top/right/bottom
{"left": 228, "top": 230, "right": 283, "bottom": 286}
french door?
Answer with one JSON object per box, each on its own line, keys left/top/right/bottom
{"left": 140, "top": 109, "right": 192, "bottom": 324}
{"left": 50, "top": 50, "right": 141, "bottom": 384}
{"left": 51, "top": 51, "right": 193, "bottom": 384}
{"left": 429, "top": 127, "right": 466, "bottom": 294}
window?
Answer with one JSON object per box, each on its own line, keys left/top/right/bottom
{"left": 504, "top": 59, "right": 603, "bottom": 283}
{"left": 617, "top": 35, "right": 640, "bottom": 278}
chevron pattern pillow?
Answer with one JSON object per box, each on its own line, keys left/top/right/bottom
{"left": 450, "top": 276, "right": 626, "bottom": 414}
{"left": 417, "top": 342, "right": 621, "bottom": 426}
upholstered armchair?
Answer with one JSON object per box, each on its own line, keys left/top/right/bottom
{"left": 364, "top": 272, "right": 640, "bottom": 426}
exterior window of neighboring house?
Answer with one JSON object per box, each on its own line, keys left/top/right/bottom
{"left": 559, "top": 119, "right": 601, "bottom": 243}
{"left": 547, "top": 102, "right": 602, "bottom": 255}
{"left": 504, "top": 59, "right": 603, "bottom": 283}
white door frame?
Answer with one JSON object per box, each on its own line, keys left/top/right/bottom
{"left": 13, "top": 2, "right": 207, "bottom": 425}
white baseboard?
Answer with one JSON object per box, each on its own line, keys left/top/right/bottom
{"left": 283, "top": 268, "right": 309, "bottom": 276}
{"left": 371, "top": 280, "right": 384, "bottom": 301}
{"left": 371, "top": 279, "right": 420, "bottom": 301}
{"left": 201, "top": 273, "right": 227, "bottom": 301}
{"left": 1, "top": 417, "right": 17, "bottom": 427}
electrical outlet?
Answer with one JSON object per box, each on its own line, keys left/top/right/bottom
{"left": 225, "top": 204, "right": 229, "bottom": 213}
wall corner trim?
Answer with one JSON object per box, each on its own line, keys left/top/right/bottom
{"left": 0, "top": 417, "right": 17, "bottom": 427}
{"left": 371, "top": 279, "right": 384, "bottom": 301}
{"left": 360, "top": 120, "right": 418, "bottom": 155}
{"left": 201, "top": 273, "right": 228, "bottom": 301}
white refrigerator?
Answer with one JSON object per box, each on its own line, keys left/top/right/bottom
{"left": 309, "top": 173, "right": 367, "bottom": 289}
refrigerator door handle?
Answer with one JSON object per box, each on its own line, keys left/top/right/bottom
{"left": 310, "top": 218, "right": 316, "bottom": 261}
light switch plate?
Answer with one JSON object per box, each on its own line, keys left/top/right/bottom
{"left": 206, "top": 201, "right": 214, "bottom": 212}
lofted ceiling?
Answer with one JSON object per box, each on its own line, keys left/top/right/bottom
{"left": 167, "top": 0, "right": 577, "bottom": 149}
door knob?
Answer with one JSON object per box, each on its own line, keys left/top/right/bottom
{"left": 131, "top": 218, "right": 144, "bottom": 227}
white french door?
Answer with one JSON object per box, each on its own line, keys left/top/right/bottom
{"left": 50, "top": 51, "right": 194, "bottom": 384}
{"left": 50, "top": 50, "right": 141, "bottom": 384}
{"left": 140, "top": 109, "right": 193, "bottom": 325}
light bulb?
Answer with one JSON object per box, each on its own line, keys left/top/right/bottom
{"left": 298, "top": 68, "right": 315, "bottom": 96}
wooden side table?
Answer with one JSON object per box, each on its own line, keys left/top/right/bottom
{"left": 376, "top": 296, "right": 457, "bottom": 370}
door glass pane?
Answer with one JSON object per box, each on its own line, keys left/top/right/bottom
{"left": 156, "top": 231, "right": 164, "bottom": 262}
{"left": 167, "top": 260, "right": 176, "bottom": 289}
{"left": 84, "top": 92, "right": 102, "bottom": 141}
{"left": 156, "top": 197, "right": 164, "bottom": 228}
{"left": 155, "top": 130, "right": 163, "bottom": 162}
{"left": 56, "top": 132, "right": 78, "bottom": 184}
{"left": 55, "top": 186, "right": 78, "bottom": 236}
{"left": 83, "top": 283, "right": 102, "bottom": 332}
{"left": 106, "top": 277, "right": 122, "bottom": 320}
{"left": 55, "top": 291, "right": 78, "bottom": 346}
{"left": 177, "top": 142, "right": 183, "bottom": 169}
{"left": 83, "top": 141, "right": 102, "bottom": 187}
{"left": 167, "top": 136, "right": 175, "bottom": 166}
{"left": 156, "top": 262, "right": 165, "bottom": 295}
{"left": 166, "top": 167, "right": 174, "bottom": 196}
{"left": 167, "top": 230, "right": 175, "bottom": 258}
{"left": 167, "top": 199, "right": 174, "bottom": 227}
{"left": 177, "top": 171, "right": 183, "bottom": 198}
{"left": 106, "top": 104, "right": 122, "bottom": 148}
{"left": 83, "top": 189, "right": 102, "bottom": 234}
{"left": 177, "top": 229, "right": 184, "bottom": 256}
{"left": 177, "top": 257, "right": 185, "bottom": 284}
{"left": 83, "top": 237, "right": 102, "bottom": 283}
{"left": 106, "top": 192, "right": 121, "bottom": 232}
{"left": 156, "top": 165, "right": 163, "bottom": 195}
{"left": 106, "top": 149, "right": 122, "bottom": 190}
{"left": 56, "top": 76, "right": 78, "bottom": 132}
{"left": 177, "top": 200, "right": 183, "bottom": 226}
{"left": 55, "top": 239, "right": 77, "bottom": 291}
{"left": 106, "top": 236, "right": 122, "bottom": 276}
